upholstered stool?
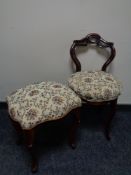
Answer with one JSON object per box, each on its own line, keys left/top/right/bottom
{"left": 7, "top": 81, "right": 81, "bottom": 172}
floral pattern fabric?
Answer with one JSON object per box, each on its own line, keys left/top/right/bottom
{"left": 6, "top": 82, "right": 81, "bottom": 130}
{"left": 68, "top": 71, "right": 121, "bottom": 102}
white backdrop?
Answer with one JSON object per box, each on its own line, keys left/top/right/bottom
{"left": 0, "top": 0, "right": 131, "bottom": 104}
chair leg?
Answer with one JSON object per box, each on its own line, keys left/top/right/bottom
{"left": 105, "top": 99, "right": 117, "bottom": 140}
{"left": 24, "top": 129, "right": 38, "bottom": 173}
{"left": 10, "top": 118, "right": 23, "bottom": 145}
{"left": 69, "top": 107, "right": 81, "bottom": 149}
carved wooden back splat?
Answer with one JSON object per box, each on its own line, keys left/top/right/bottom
{"left": 70, "top": 33, "right": 116, "bottom": 72}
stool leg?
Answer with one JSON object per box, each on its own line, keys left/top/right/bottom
{"left": 10, "top": 118, "right": 23, "bottom": 145}
{"left": 24, "top": 129, "right": 38, "bottom": 173}
{"left": 69, "top": 107, "right": 81, "bottom": 149}
{"left": 105, "top": 99, "right": 117, "bottom": 140}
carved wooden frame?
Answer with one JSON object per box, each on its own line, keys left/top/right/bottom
{"left": 70, "top": 33, "right": 116, "bottom": 72}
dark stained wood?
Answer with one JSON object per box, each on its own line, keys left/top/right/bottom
{"left": 10, "top": 118, "right": 23, "bottom": 145}
{"left": 69, "top": 107, "right": 81, "bottom": 149}
{"left": 24, "top": 129, "right": 38, "bottom": 173}
{"left": 70, "top": 33, "right": 117, "bottom": 140}
{"left": 104, "top": 99, "right": 117, "bottom": 140}
{"left": 9, "top": 108, "right": 80, "bottom": 173}
{"left": 9, "top": 118, "right": 38, "bottom": 172}
{"left": 70, "top": 33, "right": 116, "bottom": 72}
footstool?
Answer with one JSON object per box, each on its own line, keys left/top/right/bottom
{"left": 6, "top": 81, "right": 81, "bottom": 172}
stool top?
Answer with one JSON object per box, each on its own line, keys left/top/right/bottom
{"left": 7, "top": 81, "right": 81, "bottom": 130}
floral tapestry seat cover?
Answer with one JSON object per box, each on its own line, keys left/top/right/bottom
{"left": 7, "top": 82, "right": 81, "bottom": 130}
{"left": 68, "top": 71, "right": 121, "bottom": 102}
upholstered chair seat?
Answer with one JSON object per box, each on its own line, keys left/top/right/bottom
{"left": 68, "top": 70, "right": 121, "bottom": 102}
{"left": 6, "top": 81, "right": 81, "bottom": 172}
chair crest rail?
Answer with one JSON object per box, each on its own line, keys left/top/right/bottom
{"left": 70, "top": 33, "right": 116, "bottom": 72}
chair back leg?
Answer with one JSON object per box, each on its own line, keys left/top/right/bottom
{"left": 69, "top": 107, "right": 81, "bottom": 149}
{"left": 105, "top": 99, "right": 117, "bottom": 140}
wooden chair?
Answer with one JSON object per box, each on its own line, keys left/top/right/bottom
{"left": 7, "top": 81, "right": 81, "bottom": 172}
{"left": 68, "top": 33, "right": 121, "bottom": 140}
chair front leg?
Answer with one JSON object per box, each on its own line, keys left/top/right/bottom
{"left": 69, "top": 107, "right": 81, "bottom": 149}
{"left": 24, "top": 129, "right": 38, "bottom": 173}
{"left": 105, "top": 99, "right": 117, "bottom": 140}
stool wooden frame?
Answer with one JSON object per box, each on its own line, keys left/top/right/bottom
{"left": 9, "top": 107, "right": 80, "bottom": 173}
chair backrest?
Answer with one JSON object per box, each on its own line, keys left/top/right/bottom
{"left": 70, "top": 33, "right": 116, "bottom": 72}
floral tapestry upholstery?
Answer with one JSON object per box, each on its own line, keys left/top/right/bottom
{"left": 68, "top": 71, "right": 121, "bottom": 102}
{"left": 6, "top": 82, "right": 81, "bottom": 130}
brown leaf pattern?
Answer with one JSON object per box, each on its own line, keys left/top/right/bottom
{"left": 7, "top": 82, "right": 81, "bottom": 129}
{"left": 68, "top": 71, "right": 121, "bottom": 102}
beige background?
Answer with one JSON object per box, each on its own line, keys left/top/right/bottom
{"left": 0, "top": 0, "right": 131, "bottom": 104}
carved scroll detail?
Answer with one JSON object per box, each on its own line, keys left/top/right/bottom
{"left": 70, "top": 33, "right": 116, "bottom": 72}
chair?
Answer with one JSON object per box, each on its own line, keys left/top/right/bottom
{"left": 6, "top": 81, "right": 81, "bottom": 172}
{"left": 68, "top": 33, "right": 121, "bottom": 140}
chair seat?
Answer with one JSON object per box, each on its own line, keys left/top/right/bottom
{"left": 7, "top": 82, "right": 81, "bottom": 130}
{"left": 68, "top": 71, "right": 121, "bottom": 102}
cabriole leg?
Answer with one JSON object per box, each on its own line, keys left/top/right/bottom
{"left": 24, "top": 129, "right": 38, "bottom": 173}
{"left": 69, "top": 107, "right": 81, "bottom": 149}
{"left": 105, "top": 99, "right": 117, "bottom": 140}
